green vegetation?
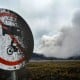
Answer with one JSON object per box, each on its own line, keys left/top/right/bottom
{"left": 26, "top": 60, "right": 80, "bottom": 80}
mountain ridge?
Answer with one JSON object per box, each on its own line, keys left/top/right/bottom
{"left": 31, "top": 53, "right": 80, "bottom": 60}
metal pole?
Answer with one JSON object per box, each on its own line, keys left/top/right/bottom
{"left": 11, "top": 71, "right": 17, "bottom": 80}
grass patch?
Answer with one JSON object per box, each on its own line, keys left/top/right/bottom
{"left": 26, "top": 60, "right": 80, "bottom": 80}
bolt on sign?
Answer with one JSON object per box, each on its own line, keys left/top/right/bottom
{"left": 0, "top": 8, "right": 34, "bottom": 70}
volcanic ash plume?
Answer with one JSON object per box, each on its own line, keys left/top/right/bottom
{"left": 38, "top": 10, "right": 80, "bottom": 58}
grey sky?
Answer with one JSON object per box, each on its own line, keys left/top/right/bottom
{"left": 0, "top": 0, "right": 80, "bottom": 57}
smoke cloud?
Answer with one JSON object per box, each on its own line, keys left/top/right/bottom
{"left": 37, "top": 10, "right": 80, "bottom": 58}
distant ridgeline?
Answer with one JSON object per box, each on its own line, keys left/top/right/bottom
{"left": 31, "top": 53, "right": 80, "bottom": 60}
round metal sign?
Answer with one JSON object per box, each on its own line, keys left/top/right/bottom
{"left": 0, "top": 9, "right": 34, "bottom": 70}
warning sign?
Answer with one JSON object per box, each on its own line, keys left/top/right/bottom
{"left": 0, "top": 9, "right": 34, "bottom": 70}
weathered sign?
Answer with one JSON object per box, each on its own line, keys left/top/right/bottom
{"left": 0, "top": 8, "right": 34, "bottom": 70}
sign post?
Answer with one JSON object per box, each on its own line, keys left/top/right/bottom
{"left": 11, "top": 71, "right": 17, "bottom": 80}
{"left": 0, "top": 8, "right": 34, "bottom": 80}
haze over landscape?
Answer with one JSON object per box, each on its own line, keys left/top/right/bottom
{"left": 0, "top": 0, "right": 80, "bottom": 58}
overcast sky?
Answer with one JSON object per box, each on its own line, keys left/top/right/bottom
{"left": 0, "top": 0, "right": 80, "bottom": 58}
